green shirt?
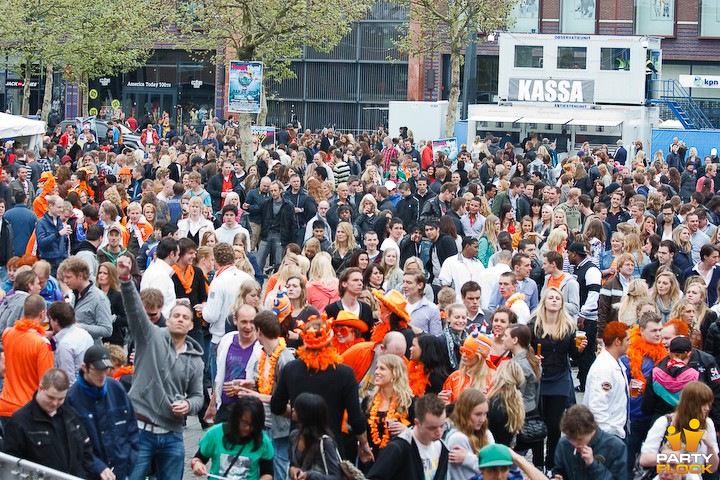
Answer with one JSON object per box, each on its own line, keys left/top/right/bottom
{"left": 199, "top": 424, "right": 274, "bottom": 480}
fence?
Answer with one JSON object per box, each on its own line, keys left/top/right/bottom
{"left": 0, "top": 453, "right": 82, "bottom": 480}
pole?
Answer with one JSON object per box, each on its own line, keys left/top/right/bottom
{"left": 461, "top": 32, "right": 477, "bottom": 120}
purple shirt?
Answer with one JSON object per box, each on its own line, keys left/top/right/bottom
{"left": 220, "top": 340, "right": 256, "bottom": 405}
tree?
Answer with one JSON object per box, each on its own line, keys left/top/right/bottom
{"left": 176, "top": 0, "right": 373, "bottom": 164}
{"left": 396, "top": 0, "right": 514, "bottom": 137}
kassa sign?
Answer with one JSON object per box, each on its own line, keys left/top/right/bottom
{"left": 508, "top": 78, "right": 594, "bottom": 103}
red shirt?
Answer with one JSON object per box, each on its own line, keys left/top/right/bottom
{"left": 221, "top": 175, "right": 233, "bottom": 207}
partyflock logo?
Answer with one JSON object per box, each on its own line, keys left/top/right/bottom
{"left": 656, "top": 418, "right": 712, "bottom": 474}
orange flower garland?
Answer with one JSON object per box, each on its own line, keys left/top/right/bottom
{"left": 407, "top": 360, "right": 430, "bottom": 396}
{"left": 368, "top": 393, "right": 409, "bottom": 449}
{"left": 257, "top": 338, "right": 287, "bottom": 394}
{"left": 296, "top": 346, "right": 342, "bottom": 372}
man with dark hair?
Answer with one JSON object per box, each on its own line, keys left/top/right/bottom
{"left": 554, "top": 405, "right": 627, "bottom": 480}
{"left": 640, "top": 239, "right": 682, "bottom": 286}
{"left": 61, "top": 256, "right": 113, "bottom": 344}
{"left": 36, "top": 195, "right": 71, "bottom": 274}
{"left": 461, "top": 281, "right": 485, "bottom": 328}
{"left": 140, "top": 237, "right": 179, "bottom": 318}
{"left": 395, "top": 181, "right": 420, "bottom": 233}
{"left": 491, "top": 177, "right": 524, "bottom": 217}
{"left": 606, "top": 190, "right": 630, "bottom": 232}
{"left": 424, "top": 219, "right": 458, "bottom": 295}
{"left": 420, "top": 182, "right": 455, "bottom": 224}
{"left": 364, "top": 230, "right": 382, "bottom": 264}
{"left": 0, "top": 294, "right": 54, "bottom": 423}
{"left": 4, "top": 368, "right": 94, "bottom": 477}
{"left": 215, "top": 203, "right": 250, "bottom": 246}
{"left": 48, "top": 301, "right": 93, "bottom": 385}
{"left": 73, "top": 223, "right": 104, "bottom": 282}
{"left": 258, "top": 180, "right": 295, "bottom": 273}
{"left": 5, "top": 191, "right": 37, "bottom": 257}
{"left": 244, "top": 176, "right": 271, "bottom": 251}
{"left": 489, "top": 253, "right": 538, "bottom": 312}
{"left": 367, "top": 394, "right": 449, "bottom": 480}
{"left": 684, "top": 243, "right": 720, "bottom": 305}
{"left": 207, "top": 159, "right": 244, "bottom": 214}
{"left": 413, "top": 176, "right": 435, "bottom": 215}
{"left": 325, "top": 267, "right": 374, "bottom": 336}
{"left": 171, "top": 238, "right": 208, "bottom": 346}
{"left": 66, "top": 345, "right": 140, "bottom": 480}
{"left": 438, "top": 236, "right": 485, "bottom": 302}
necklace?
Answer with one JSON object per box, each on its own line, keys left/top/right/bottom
{"left": 257, "top": 338, "right": 286, "bottom": 394}
{"left": 368, "top": 393, "right": 407, "bottom": 449}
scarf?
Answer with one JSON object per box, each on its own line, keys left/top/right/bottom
{"left": 172, "top": 264, "right": 195, "bottom": 294}
{"left": 76, "top": 372, "right": 107, "bottom": 399}
{"left": 627, "top": 325, "right": 667, "bottom": 384}
{"left": 656, "top": 297, "right": 672, "bottom": 320}
{"left": 444, "top": 327, "right": 467, "bottom": 370}
{"left": 99, "top": 247, "right": 128, "bottom": 266}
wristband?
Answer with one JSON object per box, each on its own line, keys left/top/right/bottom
{"left": 191, "top": 458, "right": 201, "bottom": 469}
{"left": 119, "top": 275, "right": 131, "bottom": 282}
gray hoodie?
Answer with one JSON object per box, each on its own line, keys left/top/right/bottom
{"left": 120, "top": 281, "right": 204, "bottom": 432}
{"left": 543, "top": 273, "right": 580, "bottom": 319}
{"left": 0, "top": 290, "right": 29, "bottom": 331}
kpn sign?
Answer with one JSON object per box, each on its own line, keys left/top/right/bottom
{"left": 679, "top": 75, "right": 720, "bottom": 89}
{"left": 508, "top": 78, "right": 594, "bottom": 103}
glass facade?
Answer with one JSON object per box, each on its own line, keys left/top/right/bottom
{"left": 441, "top": 55, "right": 499, "bottom": 104}
{"left": 266, "top": 0, "right": 408, "bottom": 130}
{"left": 88, "top": 49, "right": 216, "bottom": 127}
{"left": 700, "top": 0, "right": 720, "bottom": 37}
{"left": 635, "top": 0, "right": 675, "bottom": 36}
{"left": 560, "top": 0, "right": 596, "bottom": 33}
{"left": 508, "top": 0, "right": 540, "bottom": 33}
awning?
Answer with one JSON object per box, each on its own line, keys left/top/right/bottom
{"left": 516, "top": 116, "right": 572, "bottom": 125}
{"left": 567, "top": 118, "right": 623, "bottom": 127}
{"left": 468, "top": 115, "right": 522, "bottom": 123}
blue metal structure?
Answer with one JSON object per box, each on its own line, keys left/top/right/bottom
{"left": 647, "top": 79, "right": 714, "bottom": 130}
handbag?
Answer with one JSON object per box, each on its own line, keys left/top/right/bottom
{"left": 517, "top": 415, "right": 547, "bottom": 444}
{"left": 320, "top": 435, "right": 366, "bottom": 480}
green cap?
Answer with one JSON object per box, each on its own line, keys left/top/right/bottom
{"left": 478, "top": 444, "right": 513, "bottom": 469}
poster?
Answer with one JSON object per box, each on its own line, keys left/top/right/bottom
{"left": 228, "top": 61, "right": 263, "bottom": 113}
{"left": 574, "top": 0, "right": 595, "bottom": 18}
{"left": 432, "top": 138, "right": 458, "bottom": 162}
{"left": 252, "top": 126, "right": 275, "bottom": 151}
{"left": 651, "top": 0, "right": 672, "bottom": 19}
{"left": 75, "top": 116, "right": 97, "bottom": 132}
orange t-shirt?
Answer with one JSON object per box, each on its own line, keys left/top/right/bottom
{"left": 0, "top": 325, "right": 55, "bottom": 417}
{"left": 547, "top": 274, "right": 566, "bottom": 290}
{"left": 442, "top": 367, "right": 495, "bottom": 404}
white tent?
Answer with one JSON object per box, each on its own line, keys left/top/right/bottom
{"left": 0, "top": 112, "right": 46, "bottom": 151}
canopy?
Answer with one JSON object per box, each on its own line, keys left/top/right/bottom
{"left": 0, "top": 112, "right": 46, "bottom": 151}
{"left": 567, "top": 118, "right": 623, "bottom": 127}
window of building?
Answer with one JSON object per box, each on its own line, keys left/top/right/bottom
{"left": 508, "top": 0, "right": 539, "bottom": 33}
{"left": 560, "top": 0, "right": 596, "bottom": 33}
{"left": 557, "top": 47, "right": 587, "bottom": 69}
{"left": 600, "top": 48, "right": 631, "bottom": 70}
{"left": 514, "top": 46, "right": 543, "bottom": 68}
{"left": 700, "top": 0, "right": 720, "bottom": 37}
{"left": 635, "top": 0, "right": 675, "bottom": 36}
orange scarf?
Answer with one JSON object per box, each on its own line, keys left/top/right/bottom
{"left": 408, "top": 360, "right": 430, "bottom": 396}
{"left": 296, "top": 346, "right": 342, "bottom": 372}
{"left": 111, "top": 365, "right": 134, "bottom": 380}
{"left": 333, "top": 337, "right": 363, "bottom": 355}
{"left": 627, "top": 325, "right": 667, "bottom": 384}
{"left": 370, "top": 322, "right": 391, "bottom": 343}
{"left": 172, "top": 264, "right": 195, "bottom": 294}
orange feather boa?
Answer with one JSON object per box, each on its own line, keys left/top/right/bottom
{"left": 627, "top": 325, "right": 667, "bottom": 384}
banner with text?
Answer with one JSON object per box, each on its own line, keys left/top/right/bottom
{"left": 251, "top": 126, "right": 275, "bottom": 150}
{"left": 432, "top": 138, "right": 458, "bottom": 162}
{"left": 679, "top": 75, "right": 720, "bottom": 89}
{"left": 508, "top": 78, "right": 594, "bottom": 103}
{"left": 228, "top": 61, "right": 263, "bottom": 113}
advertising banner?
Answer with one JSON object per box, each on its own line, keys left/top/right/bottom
{"left": 679, "top": 75, "right": 720, "bottom": 89}
{"left": 508, "top": 78, "right": 594, "bottom": 103}
{"left": 251, "top": 126, "right": 275, "bottom": 150}
{"left": 228, "top": 61, "right": 263, "bottom": 113}
{"left": 432, "top": 138, "right": 458, "bottom": 162}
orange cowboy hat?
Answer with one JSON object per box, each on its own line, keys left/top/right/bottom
{"left": 372, "top": 289, "right": 411, "bottom": 324}
{"left": 39, "top": 171, "right": 54, "bottom": 183}
{"left": 334, "top": 311, "right": 368, "bottom": 333}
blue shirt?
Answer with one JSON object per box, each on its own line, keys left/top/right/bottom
{"left": 488, "top": 277, "right": 539, "bottom": 312}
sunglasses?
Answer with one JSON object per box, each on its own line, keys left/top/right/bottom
{"left": 334, "top": 326, "right": 353, "bottom": 337}
{"left": 459, "top": 346, "right": 476, "bottom": 357}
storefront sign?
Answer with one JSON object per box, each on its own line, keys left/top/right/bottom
{"left": 99, "top": 78, "right": 111, "bottom": 86}
{"left": 125, "top": 81, "right": 173, "bottom": 88}
{"left": 508, "top": 78, "right": 594, "bottom": 103}
{"left": 191, "top": 80, "right": 203, "bottom": 89}
{"left": 679, "top": 75, "right": 720, "bottom": 89}
{"left": 5, "top": 79, "right": 38, "bottom": 88}
{"left": 228, "top": 61, "right": 263, "bottom": 113}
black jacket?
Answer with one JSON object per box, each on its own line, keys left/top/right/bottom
{"left": 324, "top": 300, "right": 374, "bottom": 340}
{"left": 420, "top": 196, "right": 450, "bottom": 224}
{"left": 395, "top": 195, "right": 420, "bottom": 233}
{"left": 0, "top": 217, "right": 12, "bottom": 265}
{"left": 366, "top": 430, "right": 449, "bottom": 480}
{"left": 283, "top": 188, "right": 317, "bottom": 231}
{"left": 206, "top": 172, "right": 244, "bottom": 212}
{"left": 640, "top": 260, "right": 683, "bottom": 287}
{"left": 260, "top": 198, "right": 295, "bottom": 245}
{"left": 3, "top": 394, "right": 94, "bottom": 477}
{"left": 425, "top": 234, "right": 458, "bottom": 282}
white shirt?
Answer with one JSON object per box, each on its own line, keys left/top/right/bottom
{"left": 203, "top": 266, "right": 253, "bottom": 343}
{"left": 479, "top": 263, "right": 511, "bottom": 310}
{"left": 437, "top": 254, "right": 486, "bottom": 302}
{"left": 583, "top": 349, "right": 629, "bottom": 439}
{"left": 54, "top": 325, "right": 94, "bottom": 386}
{"left": 140, "top": 259, "right": 177, "bottom": 318}
{"left": 215, "top": 223, "right": 250, "bottom": 246}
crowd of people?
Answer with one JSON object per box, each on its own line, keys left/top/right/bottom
{"left": 0, "top": 115, "right": 716, "bottom": 480}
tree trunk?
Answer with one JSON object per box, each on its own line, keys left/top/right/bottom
{"left": 81, "top": 73, "right": 89, "bottom": 117}
{"left": 21, "top": 61, "right": 31, "bottom": 116}
{"left": 445, "top": 50, "right": 461, "bottom": 138}
{"left": 40, "top": 63, "right": 53, "bottom": 123}
{"left": 238, "top": 113, "right": 254, "bottom": 168}
{"left": 256, "top": 82, "right": 267, "bottom": 126}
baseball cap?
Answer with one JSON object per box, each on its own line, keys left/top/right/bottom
{"left": 478, "top": 444, "right": 514, "bottom": 469}
{"left": 84, "top": 345, "right": 113, "bottom": 370}
{"left": 670, "top": 336, "right": 692, "bottom": 354}
{"left": 107, "top": 223, "right": 123, "bottom": 235}
{"left": 567, "top": 242, "right": 587, "bottom": 256}
{"left": 384, "top": 180, "right": 397, "bottom": 190}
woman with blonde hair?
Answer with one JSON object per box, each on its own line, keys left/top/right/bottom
{"left": 534, "top": 204, "right": 553, "bottom": 242}
{"left": 615, "top": 278, "right": 651, "bottom": 326}
{"left": 178, "top": 196, "right": 214, "bottom": 244}
{"left": 447, "top": 389, "right": 492, "bottom": 480}
{"left": 477, "top": 214, "right": 500, "bottom": 267}
{"left": 301, "top": 238, "right": 322, "bottom": 265}
{"left": 380, "top": 247, "right": 403, "bottom": 291}
{"left": 305, "top": 252, "right": 340, "bottom": 311}
{"left": 321, "top": 180, "right": 335, "bottom": 201}
{"left": 330, "top": 222, "right": 357, "bottom": 272}
{"left": 672, "top": 224, "right": 693, "bottom": 272}
{"left": 200, "top": 231, "right": 218, "bottom": 248}
{"left": 680, "top": 278, "right": 716, "bottom": 349}
{"left": 361, "top": 165, "right": 383, "bottom": 187}
{"left": 304, "top": 177, "right": 325, "bottom": 205}
{"left": 354, "top": 194, "right": 379, "bottom": 241}
{"left": 487, "top": 361, "right": 526, "bottom": 446}
{"left": 623, "top": 232, "right": 647, "bottom": 277}
{"left": 232, "top": 279, "right": 262, "bottom": 313}
{"left": 442, "top": 333, "right": 496, "bottom": 404}
{"left": 650, "top": 269, "right": 682, "bottom": 323}
{"left": 541, "top": 228, "right": 568, "bottom": 257}
{"left": 363, "top": 354, "right": 413, "bottom": 459}
{"left": 263, "top": 254, "right": 303, "bottom": 304}
{"left": 531, "top": 287, "right": 585, "bottom": 470}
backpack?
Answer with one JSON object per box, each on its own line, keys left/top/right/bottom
{"left": 530, "top": 161, "right": 549, "bottom": 183}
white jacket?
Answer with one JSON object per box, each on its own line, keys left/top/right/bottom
{"left": 203, "top": 266, "right": 253, "bottom": 343}
{"left": 213, "top": 333, "right": 262, "bottom": 409}
{"left": 583, "top": 348, "right": 629, "bottom": 438}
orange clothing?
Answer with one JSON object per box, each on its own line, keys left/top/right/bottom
{"left": 33, "top": 195, "right": 49, "bottom": 218}
{"left": 0, "top": 322, "right": 54, "bottom": 417}
{"left": 264, "top": 274, "right": 280, "bottom": 302}
{"left": 121, "top": 218, "right": 154, "bottom": 243}
{"left": 547, "top": 274, "right": 566, "bottom": 290}
{"left": 442, "top": 368, "right": 495, "bottom": 404}
{"left": 341, "top": 341, "right": 378, "bottom": 383}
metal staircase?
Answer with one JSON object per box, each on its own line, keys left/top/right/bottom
{"left": 647, "top": 79, "right": 714, "bottom": 130}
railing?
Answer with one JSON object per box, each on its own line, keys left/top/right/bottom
{"left": 0, "top": 453, "right": 83, "bottom": 480}
{"left": 647, "top": 79, "right": 714, "bottom": 130}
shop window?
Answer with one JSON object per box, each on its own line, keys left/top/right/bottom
{"left": 514, "top": 46, "right": 543, "bottom": 68}
{"left": 635, "top": 0, "right": 675, "bottom": 36}
{"left": 600, "top": 48, "right": 631, "bottom": 70}
{"left": 508, "top": 0, "right": 539, "bottom": 33}
{"left": 560, "top": 0, "right": 596, "bottom": 33}
{"left": 700, "top": 0, "right": 720, "bottom": 37}
{"left": 557, "top": 47, "right": 587, "bottom": 69}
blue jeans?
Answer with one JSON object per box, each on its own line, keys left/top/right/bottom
{"left": 129, "top": 430, "right": 184, "bottom": 480}
{"left": 272, "top": 435, "right": 290, "bottom": 480}
{"left": 256, "top": 233, "right": 284, "bottom": 273}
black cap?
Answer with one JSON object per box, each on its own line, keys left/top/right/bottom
{"left": 84, "top": 345, "right": 113, "bottom": 370}
{"left": 670, "top": 336, "right": 692, "bottom": 354}
{"left": 567, "top": 242, "right": 587, "bottom": 256}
